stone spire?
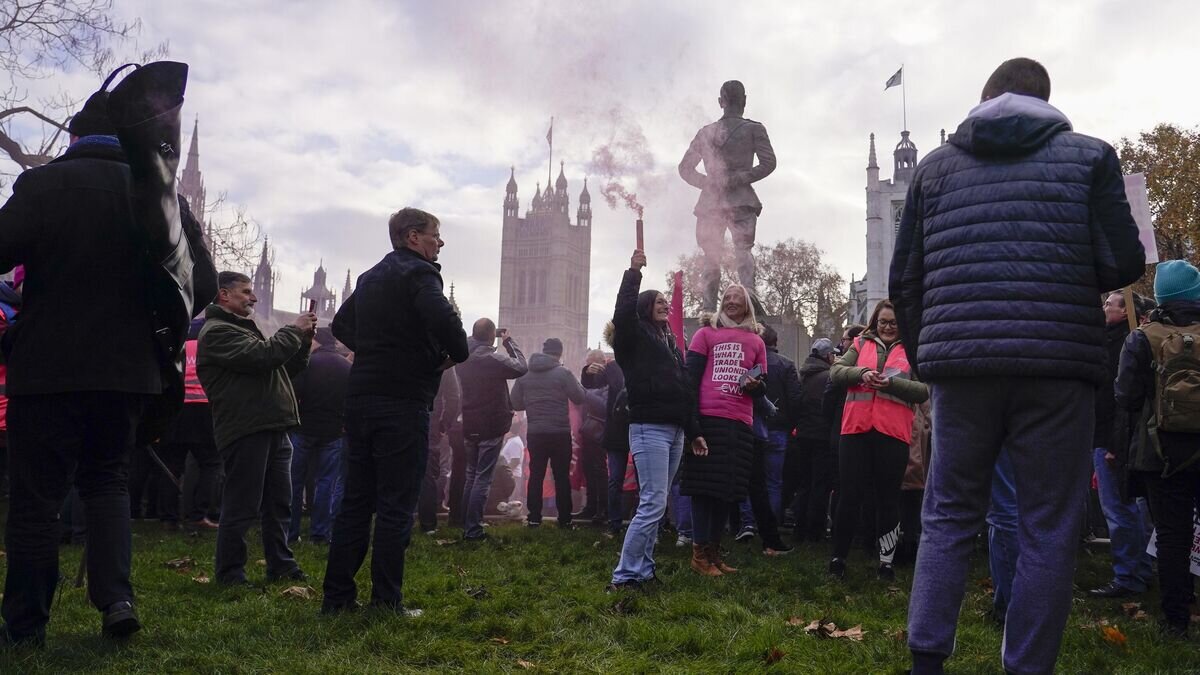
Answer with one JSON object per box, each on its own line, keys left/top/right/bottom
{"left": 179, "top": 116, "right": 206, "bottom": 227}
{"left": 577, "top": 177, "right": 592, "bottom": 227}
{"left": 448, "top": 282, "right": 461, "bottom": 316}
{"left": 342, "top": 269, "right": 352, "bottom": 305}
{"left": 940, "top": 128, "right": 947, "bottom": 145}
{"left": 253, "top": 237, "right": 275, "bottom": 318}
{"left": 867, "top": 132, "right": 878, "bottom": 170}
{"left": 504, "top": 166, "right": 519, "bottom": 219}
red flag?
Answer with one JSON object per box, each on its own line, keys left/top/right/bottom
{"left": 668, "top": 271, "right": 685, "bottom": 352}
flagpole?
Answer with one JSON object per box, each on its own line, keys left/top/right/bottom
{"left": 547, "top": 116, "right": 554, "bottom": 189}
{"left": 901, "top": 64, "right": 907, "bottom": 131}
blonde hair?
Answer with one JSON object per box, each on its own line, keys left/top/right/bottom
{"left": 715, "top": 284, "right": 759, "bottom": 332}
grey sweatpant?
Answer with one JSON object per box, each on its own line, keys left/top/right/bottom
{"left": 908, "top": 377, "right": 1093, "bottom": 675}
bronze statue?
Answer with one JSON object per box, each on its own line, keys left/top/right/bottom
{"left": 678, "top": 80, "right": 776, "bottom": 312}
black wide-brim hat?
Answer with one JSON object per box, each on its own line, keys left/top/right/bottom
{"left": 106, "top": 61, "right": 189, "bottom": 129}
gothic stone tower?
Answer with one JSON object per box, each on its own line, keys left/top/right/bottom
{"left": 179, "top": 117, "right": 208, "bottom": 243}
{"left": 498, "top": 162, "right": 592, "bottom": 369}
{"left": 253, "top": 238, "right": 275, "bottom": 319}
{"left": 849, "top": 130, "right": 925, "bottom": 325}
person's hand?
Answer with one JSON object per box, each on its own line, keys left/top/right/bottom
{"left": 863, "top": 370, "right": 889, "bottom": 390}
{"left": 437, "top": 356, "right": 455, "bottom": 372}
{"left": 1104, "top": 451, "right": 1118, "bottom": 467}
{"left": 292, "top": 312, "right": 317, "bottom": 335}
{"left": 691, "top": 436, "right": 709, "bottom": 457}
{"left": 742, "top": 377, "right": 764, "bottom": 393}
{"left": 861, "top": 370, "right": 880, "bottom": 387}
{"left": 585, "top": 362, "right": 606, "bottom": 375}
{"left": 631, "top": 250, "right": 647, "bottom": 271}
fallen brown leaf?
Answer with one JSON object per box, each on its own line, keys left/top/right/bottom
{"left": 832, "top": 625, "right": 866, "bottom": 641}
{"left": 465, "top": 585, "right": 489, "bottom": 600}
{"left": 491, "top": 637, "right": 510, "bottom": 645}
{"left": 804, "top": 619, "right": 821, "bottom": 632}
{"left": 1133, "top": 610, "right": 1148, "bottom": 621}
{"left": 1121, "top": 602, "right": 1141, "bottom": 617}
{"left": 192, "top": 574, "right": 211, "bottom": 584}
{"left": 164, "top": 556, "right": 196, "bottom": 570}
{"left": 279, "top": 585, "right": 316, "bottom": 600}
{"left": 435, "top": 539, "right": 458, "bottom": 547}
{"left": 892, "top": 628, "right": 908, "bottom": 642}
{"left": 255, "top": 559, "right": 267, "bottom": 567}
{"left": 764, "top": 647, "right": 785, "bottom": 664}
{"left": 785, "top": 616, "right": 806, "bottom": 626}
{"left": 516, "top": 659, "right": 536, "bottom": 669}
{"left": 454, "top": 565, "right": 468, "bottom": 577}
{"left": 0, "top": 550, "right": 6, "bottom": 558}
{"left": 1101, "top": 625, "right": 1127, "bottom": 648}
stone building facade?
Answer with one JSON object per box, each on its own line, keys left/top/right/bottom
{"left": 848, "top": 129, "right": 944, "bottom": 325}
{"left": 497, "top": 163, "right": 592, "bottom": 370}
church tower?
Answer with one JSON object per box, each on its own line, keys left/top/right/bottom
{"left": 497, "top": 149, "right": 592, "bottom": 369}
{"left": 179, "top": 116, "right": 207, "bottom": 241}
{"left": 301, "top": 261, "right": 338, "bottom": 322}
{"left": 341, "top": 269, "right": 353, "bottom": 307}
{"left": 849, "top": 130, "right": 920, "bottom": 325}
{"left": 253, "top": 238, "right": 275, "bottom": 319}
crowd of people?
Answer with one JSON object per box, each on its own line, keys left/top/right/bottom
{"left": 0, "top": 54, "right": 1195, "bottom": 675}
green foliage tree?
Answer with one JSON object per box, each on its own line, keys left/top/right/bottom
{"left": 1116, "top": 123, "right": 1200, "bottom": 295}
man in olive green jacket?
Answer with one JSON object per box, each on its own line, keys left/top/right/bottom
{"left": 198, "top": 271, "right": 316, "bottom": 585}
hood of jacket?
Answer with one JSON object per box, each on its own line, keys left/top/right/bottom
{"left": 949, "top": 93, "right": 1072, "bottom": 157}
{"left": 528, "top": 352, "right": 561, "bottom": 373}
{"left": 467, "top": 336, "right": 497, "bottom": 356}
{"left": 800, "top": 354, "right": 830, "bottom": 376}
{"left": 1153, "top": 300, "right": 1200, "bottom": 326}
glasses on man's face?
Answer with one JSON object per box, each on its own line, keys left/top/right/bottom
{"left": 877, "top": 319, "right": 898, "bottom": 328}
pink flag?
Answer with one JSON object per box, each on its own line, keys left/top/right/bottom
{"left": 668, "top": 271, "right": 685, "bottom": 352}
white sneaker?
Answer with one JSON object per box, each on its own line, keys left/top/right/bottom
{"left": 496, "top": 502, "right": 511, "bottom": 515}
{"left": 675, "top": 534, "right": 692, "bottom": 547}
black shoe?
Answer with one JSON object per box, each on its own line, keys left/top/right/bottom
{"left": 878, "top": 563, "right": 896, "bottom": 582}
{"left": 571, "top": 507, "right": 597, "bottom": 521}
{"left": 1087, "top": 581, "right": 1137, "bottom": 599}
{"left": 320, "top": 599, "right": 362, "bottom": 615}
{"left": 463, "top": 533, "right": 489, "bottom": 542}
{"left": 828, "top": 558, "right": 846, "bottom": 580}
{"left": 526, "top": 519, "right": 541, "bottom": 528}
{"left": 763, "top": 543, "right": 794, "bottom": 556}
{"left": 0, "top": 626, "right": 44, "bottom": 649}
{"left": 265, "top": 568, "right": 307, "bottom": 583}
{"left": 605, "top": 580, "right": 642, "bottom": 594}
{"left": 734, "top": 526, "right": 756, "bottom": 542}
{"left": 101, "top": 601, "right": 141, "bottom": 638}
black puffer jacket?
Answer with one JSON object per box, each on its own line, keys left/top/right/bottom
{"left": 890, "top": 94, "right": 1144, "bottom": 385}
{"left": 764, "top": 347, "right": 802, "bottom": 432}
{"left": 610, "top": 269, "right": 697, "bottom": 437}
{"left": 795, "top": 355, "right": 832, "bottom": 441}
{"left": 680, "top": 415, "right": 754, "bottom": 501}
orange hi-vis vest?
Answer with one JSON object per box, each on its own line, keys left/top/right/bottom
{"left": 841, "top": 336, "right": 916, "bottom": 444}
{"left": 183, "top": 340, "right": 208, "bottom": 405}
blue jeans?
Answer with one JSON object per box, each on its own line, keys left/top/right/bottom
{"left": 765, "top": 431, "right": 788, "bottom": 519}
{"left": 462, "top": 436, "right": 504, "bottom": 539}
{"left": 611, "top": 423, "right": 683, "bottom": 583}
{"left": 987, "top": 448, "right": 1018, "bottom": 618}
{"left": 288, "top": 434, "right": 344, "bottom": 542}
{"left": 323, "top": 397, "right": 429, "bottom": 608}
{"left": 1093, "top": 447, "right": 1153, "bottom": 591}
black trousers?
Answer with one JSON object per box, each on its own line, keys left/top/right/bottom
{"left": 748, "top": 437, "right": 784, "bottom": 549}
{"left": 786, "top": 436, "right": 837, "bottom": 542}
{"left": 832, "top": 430, "right": 909, "bottom": 564}
{"left": 1142, "top": 469, "right": 1200, "bottom": 629}
{"left": 154, "top": 442, "right": 188, "bottom": 523}
{"left": 214, "top": 430, "right": 298, "bottom": 583}
{"left": 417, "top": 437, "right": 445, "bottom": 532}
{"left": 579, "top": 437, "right": 607, "bottom": 518}
{"left": 182, "top": 440, "right": 222, "bottom": 522}
{"left": 527, "top": 431, "right": 573, "bottom": 525}
{"left": 128, "top": 444, "right": 159, "bottom": 519}
{"left": 323, "top": 396, "right": 429, "bottom": 608}
{"left": 2, "top": 392, "right": 145, "bottom": 639}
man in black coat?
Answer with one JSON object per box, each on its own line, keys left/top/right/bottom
{"left": 0, "top": 98, "right": 214, "bottom": 644}
{"left": 323, "top": 208, "right": 468, "bottom": 616}
{"left": 892, "top": 59, "right": 1144, "bottom": 674}
{"left": 761, "top": 325, "right": 802, "bottom": 524}
{"left": 789, "top": 338, "right": 837, "bottom": 542}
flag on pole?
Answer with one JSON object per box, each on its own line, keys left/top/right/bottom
{"left": 885, "top": 67, "right": 903, "bottom": 90}
{"left": 546, "top": 118, "right": 553, "bottom": 146}
{"left": 668, "top": 271, "right": 685, "bottom": 353}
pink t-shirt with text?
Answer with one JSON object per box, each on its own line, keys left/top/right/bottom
{"left": 688, "top": 326, "right": 768, "bottom": 426}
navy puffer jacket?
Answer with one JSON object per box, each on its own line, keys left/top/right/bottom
{"left": 889, "top": 93, "right": 1145, "bottom": 385}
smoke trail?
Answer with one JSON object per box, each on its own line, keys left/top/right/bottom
{"left": 587, "top": 107, "right": 655, "bottom": 218}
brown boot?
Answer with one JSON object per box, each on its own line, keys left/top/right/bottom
{"left": 708, "top": 543, "right": 738, "bottom": 574}
{"left": 691, "top": 544, "right": 722, "bottom": 577}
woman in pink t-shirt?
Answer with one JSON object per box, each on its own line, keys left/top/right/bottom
{"left": 680, "top": 284, "right": 767, "bottom": 577}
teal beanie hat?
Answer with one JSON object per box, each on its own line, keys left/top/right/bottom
{"left": 1154, "top": 260, "right": 1200, "bottom": 304}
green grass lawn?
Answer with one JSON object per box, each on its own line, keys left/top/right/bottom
{"left": 0, "top": 518, "right": 1195, "bottom": 673}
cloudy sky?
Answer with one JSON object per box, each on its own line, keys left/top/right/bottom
{"left": 52, "top": 1, "right": 1200, "bottom": 345}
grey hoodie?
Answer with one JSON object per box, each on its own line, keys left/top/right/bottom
{"left": 511, "top": 352, "right": 587, "bottom": 435}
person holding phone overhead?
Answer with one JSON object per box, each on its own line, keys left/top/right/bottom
{"left": 827, "top": 300, "right": 927, "bottom": 582}
{"left": 679, "top": 284, "right": 767, "bottom": 577}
